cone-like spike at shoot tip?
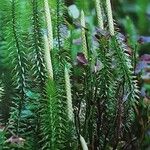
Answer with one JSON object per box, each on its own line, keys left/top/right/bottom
{"left": 106, "top": 0, "right": 115, "bottom": 36}
{"left": 80, "top": 135, "right": 88, "bottom": 150}
{"left": 65, "top": 66, "right": 74, "bottom": 122}
{"left": 80, "top": 10, "right": 88, "bottom": 58}
{"left": 95, "top": 0, "right": 104, "bottom": 29}
{"left": 44, "top": 0, "right": 53, "bottom": 49}
{"left": 44, "top": 34, "right": 53, "bottom": 79}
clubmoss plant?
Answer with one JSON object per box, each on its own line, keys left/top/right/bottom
{"left": 0, "top": 0, "right": 140, "bottom": 149}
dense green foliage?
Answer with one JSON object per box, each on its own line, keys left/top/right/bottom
{"left": 0, "top": 0, "right": 148, "bottom": 149}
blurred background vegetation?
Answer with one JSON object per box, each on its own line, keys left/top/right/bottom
{"left": 65, "top": 0, "right": 150, "bottom": 53}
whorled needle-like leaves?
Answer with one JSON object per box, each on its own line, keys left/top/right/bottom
{"left": 5, "top": 0, "right": 27, "bottom": 133}
{"left": 30, "top": 0, "right": 46, "bottom": 89}
{"left": 40, "top": 0, "right": 75, "bottom": 149}
{"left": 1, "top": 0, "right": 32, "bottom": 149}
{"left": 0, "top": 0, "right": 140, "bottom": 149}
